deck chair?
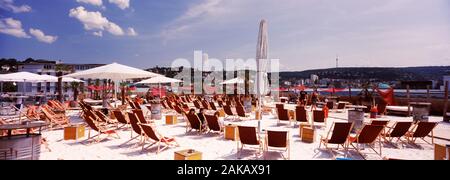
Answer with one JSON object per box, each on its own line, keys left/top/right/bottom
{"left": 265, "top": 130, "right": 290, "bottom": 160}
{"left": 312, "top": 110, "right": 326, "bottom": 128}
{"left": 94, "top": 110, "right": 118, "bottom": 127}
{"left": 193, "top": 100, "right": 202, "bottom": 109}
{"left": 295, "top": 106, "right": 309, "bottom": 125}
{"left": 132, "top": 109, "right": 150, "bottom": 124}
{"left": 185, "top": 113, "right": 203, "bottom": 133}
{"left": 348, "top": 125, "right": 384, "bottom": 159}
{"left": 201, "top": 100, "right": 210, "bottom": 110}
{"left": 217, "top": 100, "right": 224, "bottom": 108}
{"left": 173, "top": 105, "right": 187, "bottom": 120}
{"left": 236, "top": 105, "right": 250, "bottom": 120}
{"left": 382, "top": 122, "right": 412, "bottom": 145}
{"left": 205, "top": 113, "right": 223, "bottom": 133}
{"left": 112, "top": 110, "right": 129, "bottom": 129}
{"left": 319, "top": 122, "right": 354, "bottom": 157}
{"left": 82, "top": 115, "right": 119, "bottom": 144}
{"left": 275, "top": 104, "right": 284, "bottom": 110}
{"left": 223, "top": 105, "right": 237, "bottom": 120}
{"left": 237, "top": 126, "right": 263, "bottom": 159}
{"left": 128, "top": 99, "right": 137, "bottom": 109}
{"left": 133, "top": 101, "right": 141, "bottom": 110}
{"left": 276, "top": 107, "right": 291, "bottom": 125}
{"left": 41, "top": 108, "right": 70, "bottom": 130}
{"left": 326, "top": 101, "right": 334, "bottom": 110}
{"left": 140, "top": 124, "right": 179, "bottom": 154}
{"left": 119, "top": 112, "right": 145, "bottom": 147}
{"left": 405, "top": 122, "right": 437, "bottom": 145}
{"left": 209, "top": 102, "right": 217, "bottom": 110}
{"left": 336, "top": 102, "right": 347, "bottom": 113}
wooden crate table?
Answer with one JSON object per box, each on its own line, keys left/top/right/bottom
{"left": 174, "top": 149, "right": 202, "bottom": 160}
{"left": 299, "top": 124, "right": 311, "bottom": 137}
{"left": 224, "top": 124, "right": 238, "bottom": 141}
{"left": 165, "top": 115, "right": 178, "bottom": 125}
{"left": 64, "top": 124, "right": 85, "bottom": 141}
{"left": 301, "top": 126, "right": 315, "bottom": 143}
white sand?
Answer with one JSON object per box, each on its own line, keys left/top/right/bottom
{"left": 38, "top": 109, "right": 449, "bottom": 160}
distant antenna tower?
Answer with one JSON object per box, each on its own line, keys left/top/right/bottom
{"left": 335, "top": 55, "right": 339, "bottom": 68}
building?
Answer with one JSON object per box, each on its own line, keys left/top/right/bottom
{"left": 441, "top": 76, "right": 450, "bottom": 91}
{"left": 17, "top": 59, "right": 104, "bottom": 97}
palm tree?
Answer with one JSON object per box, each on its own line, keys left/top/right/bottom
{"left": 55, "top": 64, "right": 72, "bottom": 102}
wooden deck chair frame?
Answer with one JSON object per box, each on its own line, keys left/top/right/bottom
{"left": 264, "top": 130, "right": 290, "bottom": 160}
{"left": 140, "top": 124, "right": 180, "bottom": 154}
{"left": 319, "top": 122, "right": 354, "bottom": 158}
{"left": 185, "top": 113, "right": 203, "bottom": 134}
{"left": 382, "top": 121, "right": 412, "bottom": 146}
{"left": 235, "top": 105, "right": 250, "bottom": 121}
{"left": 205, "top": 113, "right": 223, "bottom": 134}
{"left": 405, "top": 122, "right": 437, "bottom": 145}
{"left": 82, "top": 115, "right": 120, "bottom": 145}
{"left": 348, "top": 125, "right": 384, "bottom": 159}
{"left": 223, "top": 105, "right": 238, "bottom": 121}
{"left": 276, "top": 107, "right": 291, "bottom": 125}
{"left": 236, "top": 126, "right": 263, "bottom": 159}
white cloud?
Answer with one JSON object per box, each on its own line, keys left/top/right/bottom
{"left": 161, "top": 0, "right": 225, "bottom": 41}
{"left": 69, "top": 6, "right": 125, "bottom": 36}
{"left": 127, "top": 27, "right": 137, "bottom": 36}
{"left": 29, "top": 28, "right": 58, "bottom": 44}
{"left": 108, "top": 0, "right": 130, "bottom": 10}
{"left": 159, "top": 0, "right": 450, "bottom": 70}
{"left": 92, "top": 31, "right": 103, "bottom": 37}
{"left": 76, "top": 0, "right": 103, "bottom": 7}
{"left": 0, "top": 0, "right": 31, "bottom": 13}
{"left": 0, "top": 18, "right": 30, "bottom": 38}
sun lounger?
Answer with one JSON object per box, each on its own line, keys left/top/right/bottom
{"left": 265, "top": 130, "right": 290, "bottom": 160}
{"left": 405, "top": 121, "right": 437, "bottom": 145}
{"left": 140, "top": 124, "right": 179, "bottom": 154}
{"left": 319, "top": 122, "right": 354, "bottom": 157}
{"left": 205, "top": 113, "right": 223, "bottom": 133}
{"left": 348, "top": 124, "right": 384, "bottom": 159}
{"left": 236, "top": 126, "right": 263, "bottom": 158}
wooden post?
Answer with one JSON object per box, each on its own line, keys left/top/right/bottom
{"left": 444, "top": 81, "right": 449, "bottom": 122}
{"left": 407, "top": 85, "right": 411, "bottom": 116}
{"left": 427, "top": 85, "right": 431, "bottom": 102}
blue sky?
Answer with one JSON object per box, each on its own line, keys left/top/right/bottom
{"left": 0, "top": 0, "right": 449, "bottom": 71}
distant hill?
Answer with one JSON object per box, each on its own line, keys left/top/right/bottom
{"left": 280, "top": 66, "right": 450, "bottom": 82}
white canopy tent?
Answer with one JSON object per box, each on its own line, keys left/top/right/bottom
{"left": 64, "top": 62, "right": 161, "bottom": 81}
{"left": 64, "top": 62, "right": 162, "bottom": 106}
{"left": 0, "top": 72, "right": 49, "bottom": 94}
{"left": 39, "top": 74, "right": 85, "bottom": 83}
{"left": 135, "top": 76, "right": 181, "bottom": 97}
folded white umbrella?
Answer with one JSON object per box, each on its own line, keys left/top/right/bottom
{"left": 64, "top": 62, "right": 161, "bottom": 81}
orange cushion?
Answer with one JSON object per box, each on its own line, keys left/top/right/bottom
{"left": 161, "top": 137, "right": 175, "bottom": 143}
{"left": 104, "top": 130, "right": 116, "bottom": 134}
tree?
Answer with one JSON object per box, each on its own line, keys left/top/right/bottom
{"left": 55, "top": 64, "right": 72, "bottom": 102}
